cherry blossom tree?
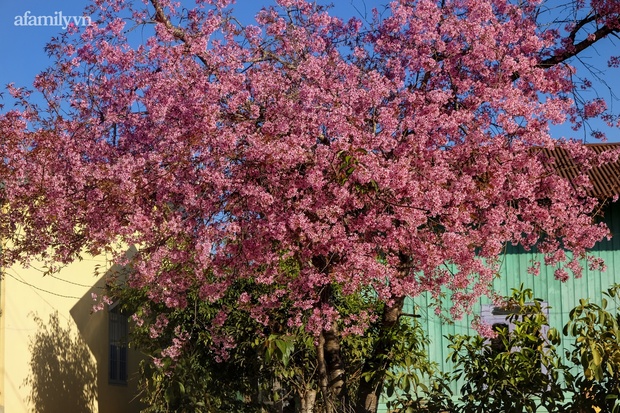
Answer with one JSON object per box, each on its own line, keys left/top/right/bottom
{"left": 2, "top": 0, "right": 620, "bottom": 411}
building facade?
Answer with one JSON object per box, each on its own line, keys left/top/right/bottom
{"left": 0, "top": 253, "right": 144, "bottom": 413}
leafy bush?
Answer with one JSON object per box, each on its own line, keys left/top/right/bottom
{"left": 564, "top": 284, "right": 620, "bottom": 413}
{"left": 447, "top": 286, "right": 569, "bottom": 413}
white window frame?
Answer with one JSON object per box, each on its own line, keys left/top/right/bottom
{"left": 481, "top": 303, "right": 550, "bottom": 336}
{"left": 480, "top": 302, "right": 551, "bottom": 373}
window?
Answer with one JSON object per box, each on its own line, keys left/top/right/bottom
{"left": 480, "top": 301, "right": 551, "bottom": 372}
{"left": 109, "top": 304, "right": 128, "bottom": 384}
{"left": 480, "top": 302, "right": 550, "bottom": 339}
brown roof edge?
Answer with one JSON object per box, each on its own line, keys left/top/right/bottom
{"left": 539, "top": 142, "right": 620, "bottom": 200}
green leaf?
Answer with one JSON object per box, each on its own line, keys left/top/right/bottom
{"left": 592, "top": 345, "right": 602, "bottom": 366}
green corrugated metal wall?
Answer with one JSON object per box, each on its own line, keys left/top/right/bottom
{"left": 382, "top": 202, "right": 620, "bottom": 408}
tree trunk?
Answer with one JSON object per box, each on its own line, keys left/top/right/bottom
{"left": 311, "top": 255, "right": 348, "bottom": 413}
{"left": 317, "top": 323, "right": 347, "bottom": 413}
{"left": 297, "top": 390, "right": 317, "bottom": 413}
{"left": 354, "top": 296, "right": 405, "bottom": 413}
{"left": 324, "top": 326, "right": 346, "bottom": 398}
{"left": 317, "top": 331, "right": 333, "bottom": 413}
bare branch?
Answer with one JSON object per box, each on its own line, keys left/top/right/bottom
{"left": 539, "top": 18, "right": 620, "bottom": 68}
{"left": 149, "top": 0, "right": 210, "bottom": 68}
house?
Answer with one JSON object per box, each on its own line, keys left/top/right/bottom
{"left": 411, "top": 142, "right": 620, "bottom": 397}
{"left": 0, "top": 252, "right": 144, "bottom": 413}
{"left": 2, "top": 143, "right": 619, "bottom": 413}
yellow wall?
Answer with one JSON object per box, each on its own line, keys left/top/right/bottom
{"left": 0, "top": 254, "right": 5, "bottom": 413}
{"left": 1, "top": 255, "right": 144, "bottom": 413}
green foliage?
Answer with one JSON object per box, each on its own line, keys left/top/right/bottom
{"left": 447, "top": 286, "right": 569, "bottom": 413}
{"left": 374, "top": 316, "right": 453, "bottom": 413}
{"left": 118, "top": 278, "right": 620, "bottom": 413}
{"left": 125, "top": 286, "right": 269, "bottom": 413}
{"left": 112, "top": 272, "right": 451, "bottom": 413}
{"left": 563, "top": 284, "right": 620, "bottom": 413}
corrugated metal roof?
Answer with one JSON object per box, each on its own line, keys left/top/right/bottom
{"left": 538, "top": 143, "right": 620, "bottom": 200}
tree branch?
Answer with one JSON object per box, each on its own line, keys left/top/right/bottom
{"left": 538, "top": 18, "right": 620, "bottom": 68}
{"left": 149, "top": 0, "right": 210, "bottom": 68}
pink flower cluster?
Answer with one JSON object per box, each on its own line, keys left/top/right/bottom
{"left": 473, "top": 317, "right": 498, "bottom": 339}
{"left": 0, "top": 0, "right": 618, "bottom": 356}
{"left": 160, "top": 327, "right": 190, "bottom": 361}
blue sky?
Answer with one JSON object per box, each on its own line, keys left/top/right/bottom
{"left": 0, "top": 0, "right": 380, "bottom": 94}
{"left": 0, "top": 0, "right": 618, "bottom": 141}
{"left": 1, "top": 1, "right": 92, "bottom": 92}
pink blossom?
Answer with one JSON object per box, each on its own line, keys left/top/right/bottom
{"left": 527, "top": 262, "right": 541, "bottom": 276}
{"left": 554, "top": 268, "right": 570, "bottom": 282}
{"left": 211, "top": 310, "right": 228, "bottom": 328}
{"left": 473, "top": 317, "right": 498, "bottom": 339}
{"left": 149, "top": 314, "right": 169, "bottom": 339}
{"left": 238, "top": 292, "right": 251, "bottom": 304}
{"left": 152, "top": 357, "right": 164, "bottom": 369}
{"left": 0, "top": 0, "right": 617, "bottom": 377}
{"left": 160, "top": 329, "right": 190, "bottom": 361}
{"left": 131, "top": 313, "right": 145, "bottom": 327}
